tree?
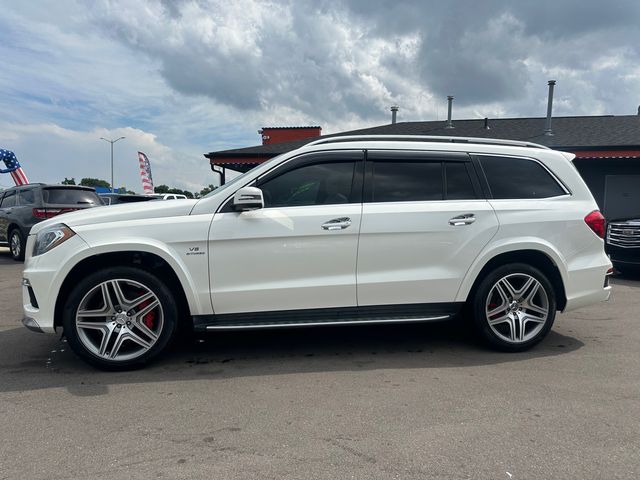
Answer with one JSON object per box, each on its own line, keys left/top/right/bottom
{"left": 61, "top": 177, "right": 76, "bottom": 185}
{"left": 155, "top": 185, "right": 195, "bottom": 198}
{"left": 199, "top": 184, "right": 217, "bottom": 197}
{"left": 80, "top": 178, "right": 111, "bottom": 188}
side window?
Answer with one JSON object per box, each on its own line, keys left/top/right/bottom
{"left": 18, "top": 189, "right": 35, "bottom": 205}
{"left": 372, "top": 160, "right": 442, "bottom": 202}
{"left": 480, "top": 155, "right": 566, "bottom": 199}
{"left": 258, "top": 159, "right": 356, "bottom": 208}
{"left": 445, "top": 162, "right": 477, "bottom": 200}
{"left": 1, "top": 191, "right": 16, "bottom": 208}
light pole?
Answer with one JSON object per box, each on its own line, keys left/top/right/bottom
{"left": 100, "top": 136, "right": 125, "bottom": 193}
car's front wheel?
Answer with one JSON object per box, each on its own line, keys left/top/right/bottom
{"left": 63, "top": 267, "right": 177, "bottom": 370}
{"left": 471, "top": 263, "right": 556, "bottom": 352}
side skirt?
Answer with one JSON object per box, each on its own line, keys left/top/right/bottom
{"left": 192, "top": 303, "right": 463, "bottom": 332}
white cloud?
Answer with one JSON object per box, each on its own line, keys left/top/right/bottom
{"left": 0, "top": 0, "right": 639, "bottom": 195}
{"left": 0, "top": 122, "right": 207, "bottom": 193}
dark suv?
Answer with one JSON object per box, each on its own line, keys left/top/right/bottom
{"left": 0, "top": 184, "right": 102, "bottom": 261}
{"left": 606, "top": 216, "right": 640, "bottom": 273}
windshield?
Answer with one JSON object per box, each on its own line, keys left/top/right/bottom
{"left": 204, "top": 154, "right": 287, "bottom": 198}
{"left": 43, "top": 188, "right": 101, "bottom": 205}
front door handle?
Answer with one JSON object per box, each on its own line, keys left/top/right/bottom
{"left": 322, "top": 217, "right": 352, "bottom": 230}
{"left": 449, "top": 213, "right": 476, "bottom": 226}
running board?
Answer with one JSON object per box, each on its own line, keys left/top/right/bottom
{"left": 192, "top": 303, "right": 461, "bottom": 332}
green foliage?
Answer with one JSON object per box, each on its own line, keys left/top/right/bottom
{"left": 199, "top": 184, "right": 217, "bottom": 197}
{"left": 80, "top": 177, "right": 111, "bottom": 188}
{"left": 155, "top": 184, "right": 194, "bottom": 198}
{"left": 61, "top": 177, "right": 76, "bottom": 185}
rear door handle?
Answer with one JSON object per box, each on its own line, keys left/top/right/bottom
{"left": 322, "top": 217, "right": 352, "bottom": 230}
{"left": 449, "top": 213, "right": 476, "bottom": 226}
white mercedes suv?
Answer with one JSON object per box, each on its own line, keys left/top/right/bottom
{"left": 22, "top": 136, "right": 612, "bottom": 369}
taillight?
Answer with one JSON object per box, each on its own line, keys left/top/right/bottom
{"left": 584, "top": 210, "right": 606, "bottom": 239}
{"left": 32, "top": 208, "right": 77, "bottom": 219}
{"left": 33, "top": 208, "right": 56, "bottom": 219}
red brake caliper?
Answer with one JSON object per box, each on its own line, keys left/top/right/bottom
{"left": 138, "top": 299, "right": 155, "bottom": 329}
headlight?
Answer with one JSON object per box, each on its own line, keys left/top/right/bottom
{"left": 33, "top": 224, "right": 76, "bottom": 257}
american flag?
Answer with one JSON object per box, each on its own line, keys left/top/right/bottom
{"left": 0, "top": 148, "right": 29, "bottom": 186}
{"left": 138, "top": 151, "right": 154, "bottom": 194}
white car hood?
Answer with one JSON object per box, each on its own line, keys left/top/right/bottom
{"left": 30, "top": 199, "right": 199, "bottom": 234}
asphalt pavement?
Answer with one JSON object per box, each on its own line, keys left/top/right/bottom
{"left": 0, "top": 247, "right": 638, "bottom": 479}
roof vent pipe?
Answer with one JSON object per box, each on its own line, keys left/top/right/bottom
{"left": 445, "top": 96, "right": 454, "bottom": 129}
{"left": 391, "top": 105, "right": 399, "bottom": 124}
{"left": 544, "top": 80, "right": 556, "bottom": 136}
{"left": 484, "top": 117, "right": 490, "bottom": 130}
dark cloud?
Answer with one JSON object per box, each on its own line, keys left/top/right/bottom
{"left": 92, "top": 0, "right": 640, "bottom": 126}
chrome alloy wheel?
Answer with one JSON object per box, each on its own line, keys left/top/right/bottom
{"left": 485, "top": 273, "right": 549, "bottom": 344}
{"left": 10, "top": 231, "right": 21, "bottom": 258}
{"left": 75, "top": 279, "right": 164, "bottom": 361}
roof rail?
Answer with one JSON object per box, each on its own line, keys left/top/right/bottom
{"left": 304, "top": 135, "right": 550, "bottom": 150}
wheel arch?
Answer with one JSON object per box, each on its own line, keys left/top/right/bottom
{"left": 459, "top": 248, "right": 567, "bottom": 311}
{"left": 7, "top": 222, "right": 23, "bottom": 237}
{"left": 54, "top": 251, "right": 192, "bottom": 330}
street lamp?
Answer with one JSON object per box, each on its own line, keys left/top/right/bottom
{"left": 100, "top": 136, "right": 125, "bottom": 193}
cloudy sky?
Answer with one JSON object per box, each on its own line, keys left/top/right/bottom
{"left": 0, "top": 0, "right": 639, "bottom": 192}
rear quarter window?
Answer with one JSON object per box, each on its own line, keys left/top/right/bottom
{"left": 479, "top": 155, "right": 566, "bottom": 199}
{"left": 18, "top": 189, "right": 36, "bottom": 205}
{"left": 42, "top": 188, "right": 101, "bottom": 205}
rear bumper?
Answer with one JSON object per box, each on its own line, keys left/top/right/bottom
{"left": 563, "top": 259, "right": 612, "bottom": 312}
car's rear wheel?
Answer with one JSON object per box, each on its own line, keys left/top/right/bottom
{"left": 9, "top": 228, "right": 25, "bottom": 261}
{"left": 62, "top": 267, "right": 177, "bottom": 370}
{"left": 471, "top": 263, "right": 556, "bottom": 351}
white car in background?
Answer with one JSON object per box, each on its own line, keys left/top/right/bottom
{"left": 147, "top": 193, "right": 188, "bottom": 200}
{"left": 22, "top": 135, "right": 612, "bottom": 369}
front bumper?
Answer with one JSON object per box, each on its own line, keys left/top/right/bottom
{"left": 22, "top": 233, "right": 90, "bottom": 334}
{"left": 606, "top": 245, "right": 640, "bottom": 266}
{"left": 22, "top": 316, "right": 44, "bottom": 333}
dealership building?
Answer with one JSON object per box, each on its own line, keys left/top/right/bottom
{"left": 205, "top": 112, "right": 640, "bottom": 220}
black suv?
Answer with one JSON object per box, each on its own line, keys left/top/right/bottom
{"left": 606, "top": 217, "right": 640, "bottom": 274}
{"left": 0, "top": 184, "right": 102, "bottom": 261}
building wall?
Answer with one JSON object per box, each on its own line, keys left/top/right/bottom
{"left": 260, "top": 127, "right": 321, "bottom": 145}
{"left": 573, "top": 158, "right": 640, "bottom": 217}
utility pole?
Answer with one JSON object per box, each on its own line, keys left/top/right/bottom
{"left": 100, "top": 136, "right": 125, "bottom": 193}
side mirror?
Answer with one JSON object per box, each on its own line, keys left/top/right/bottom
{"left": 233, "top": 186, "right": 264, "bottom": 211}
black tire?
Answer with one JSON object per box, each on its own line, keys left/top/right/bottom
{"left": 471, "top": 263, "right": 556, "bottom": 352}
{"left": 62, "top": 266, "right": 178, "bottom": 370}
{"left": 9, "top": 228, "right": 25, "bottom": 261}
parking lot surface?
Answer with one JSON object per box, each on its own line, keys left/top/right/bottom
{"left": 0, "top": 247, "right": 638, "bottom": 479}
